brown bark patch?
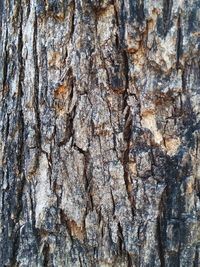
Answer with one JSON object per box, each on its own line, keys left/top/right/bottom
{"left": 66, "top": 219, "right": 85, "bottom": 241}
{"left": 54, "top": 84, "right": 69, "bottom": 99}
{"left": 48, "top": 51, "right": 62, "bottom": 68}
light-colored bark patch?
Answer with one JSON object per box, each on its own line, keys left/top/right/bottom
{"left": 165, "top": 137, "right": 181, "bottom": 156}
{"left": 141, "top": 110, "right": 163, "bottom": 145}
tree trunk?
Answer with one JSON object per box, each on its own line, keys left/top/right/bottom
{"left": 0, "top": 0, "right": 200, "bottom": 266}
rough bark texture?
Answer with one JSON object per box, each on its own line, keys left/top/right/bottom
{"left": 0, "top": 0, "right": 200, "bottom": 266}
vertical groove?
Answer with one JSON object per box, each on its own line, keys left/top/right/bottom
{"left": 176, "top": 13, "right": 182, "bottom": 70}
{"left": 33, "top": 11, "right": 41, "bottom": 151}
{"left": 157, "top": 216, "right": 165, "bottom": 267}
{"left": 163, "top": 0, "right": 173, "bottom": 35}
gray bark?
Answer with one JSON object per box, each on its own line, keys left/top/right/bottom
{"left": 0, "top": 0, "right": 200, "bottom": 266}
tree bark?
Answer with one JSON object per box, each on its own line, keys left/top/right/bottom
{"left": 0, "top": 0, "right": 200, "bottom": 266}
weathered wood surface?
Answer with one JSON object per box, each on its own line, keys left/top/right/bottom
{"left": 0, "top": 0, "right": 200, "bottom": 266}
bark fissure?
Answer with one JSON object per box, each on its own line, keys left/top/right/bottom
{"left": 0, "top": 1, "right": 199, "bottom": 266}
{"left": 176, "top": 13, "right": 182, "bottom": 70}
{"left": 163, "top": 0, "right": 173, "bottom": 35}
{"left": 33, "top": 11, "right": 41, "bottom": 151}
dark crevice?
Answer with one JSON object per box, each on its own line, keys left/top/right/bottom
{"left": 73, "top": 143, "right": 86, "bottom": 155}
{"left": 70, "top": 1, "right": 75, "bottom": 40}
{"left": 57, "top": 113, "right": 75, "bottom": 147}
{"left": 26, "top": 0, "right": 30, "bottom": 18}
{"left": 4, "top": 113, "right": 10, "bottom": 140}
{"left": 79, "top": 255, "right": 83, "bottom": 267}
{"left": 29, "top": 184, "right": 37, "bottom": 230}
{"left": 113, "top": 1, "right": 120, "bottom": 51}
{"left": 129, "top": 0, "right": 145, "bottom": 24}
{"left": 123, "top": 107, "right": 132, "bottom": 142}
{"left": 115, "top": 33, "right": 119, "bottom": 50}
{"left": 114, "top": 2, "right": 119, "bottom": 28}
{"left": 56, "top": 75, "right": 76, "bottom": 145}
{"left": 119, "top": 0, "right": 126, "bottom": 48}
{"left": 33, "top": 11, "right": 41, "bottom": 151}
{"left": 181, "top": 67, "right": 187, "bottom": 92}
{"left": 122, "top": 50, "right": 129, "bottom": 93}
{"left": 16, "top": 111, "right": 25, "bottom": 176}
{"left": 123, "top": 107, "right": 135, "bottom": 217}
{"left": 59, "top": 209, "right": 73, "bottom": 241}
{"left": 127, "top": 252, "right": 133, "bottom": 267}
{"left": 176, "top": 13, "right": 182, "bottom": 70}
{"left": 193, "top": 246, "right": 199, "bottom": 267}
{"left": 0, "top": 0, "right": 3, "bottom": 38}
{"left": 157, "top": 215, "right": 165, "bottom": 267}
{"left": 110, "top": 189, "right": 115, "bottom": 215}
{"left": 136, "top": 0, "right": 145, "bottom": 24}
{"left": 117, "top": 222, "right": 124, "bottom": 254}
{"left": 11, "top": 4, "right": 26, "bottom": 266}
{"left": 10, "top": 226, "right": 21, "bottom": 267}
{"left": 2, "top": 28, "right": 8, "bottom": 98}
{"left": 81, "top": 151, "right": 93, "bottom": 210}
{"left": 163, "top": 0, "right": 173, "bottom": 35}
{"left": 68, "top": 68, "right": 75, "bottom": 105}
{"left": 40, "top": 44, "right": 48, "bottom": 103}
{"left": 122, "top": 49, "right": 129, "bottom": 118}
{"left": 43, "top": 242, "right": 50, "bottom": 266}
